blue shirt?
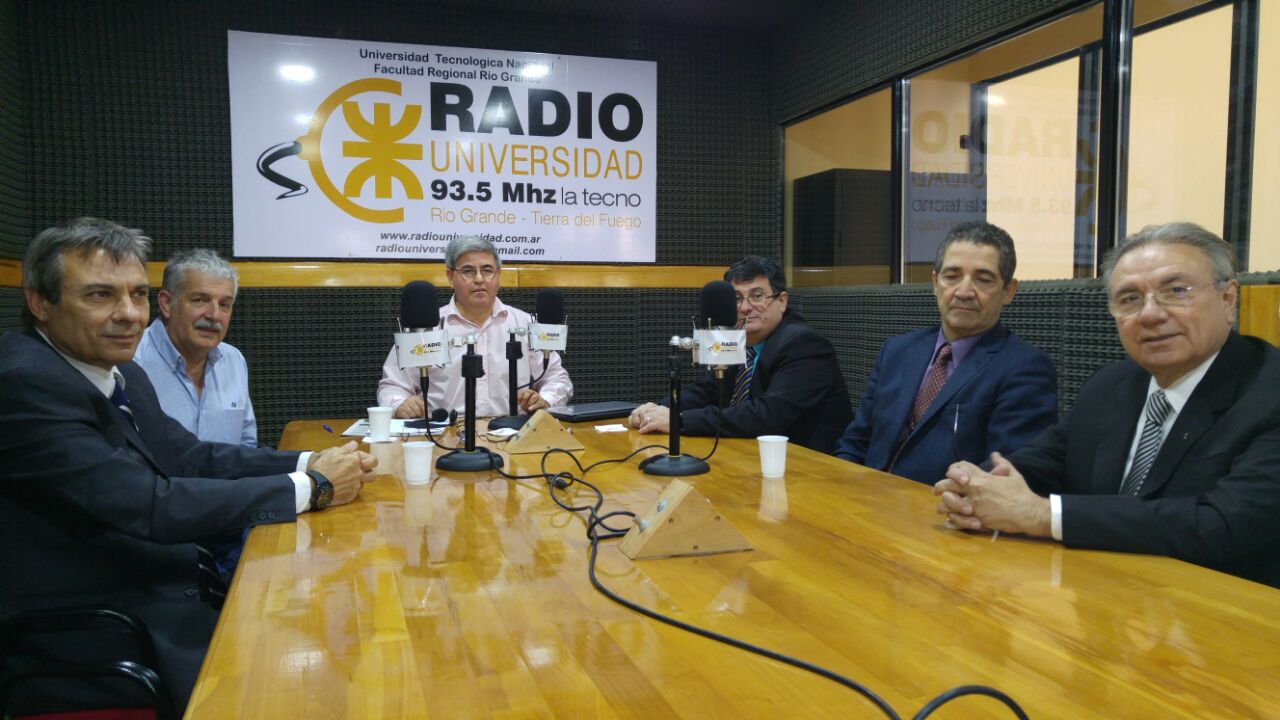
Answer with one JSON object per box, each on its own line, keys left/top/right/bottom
{"left": 134, "top": 319, "right": 258, "bottom": 447}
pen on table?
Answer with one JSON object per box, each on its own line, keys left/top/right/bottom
{"left": 322, "top": 424, "right": 333, "bottom": 434}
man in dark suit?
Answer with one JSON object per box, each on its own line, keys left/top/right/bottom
{"left": 833, "top": 221, "right": 1057, "bottom": 484}
{"left": 936, "top": 222, "right": 1280, "bottom": 587}
{"left": 629, "top": 256, "right": 852, "bottom": 453}
{"left": 0, "top": 218, "right": 376, "bottom": 711}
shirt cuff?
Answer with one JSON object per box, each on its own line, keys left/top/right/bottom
{"left": 291, "top": 472, "right": 312, "bottom": 514}
{"left": 1050, "top": 493, "right": 1063, "bottom": 542}
{"left": 295, "top": 452, "right": 312, "bottom": 473}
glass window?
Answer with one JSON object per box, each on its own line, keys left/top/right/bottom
{"left": 904, "top": 5, "right": 1103, "bottom": 282}
{"left": 1126, "top": 1, "right": 1233, "bottom": 237}
{"left": 783, "top": 88, "right": 893, "bottom": 287}
{"left": 1250, "top": 0, "right": 1280, "bottom": 271}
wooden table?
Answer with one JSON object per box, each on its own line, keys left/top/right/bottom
{"left": 185, "top": 419, "right": 1280, "bottom": 719}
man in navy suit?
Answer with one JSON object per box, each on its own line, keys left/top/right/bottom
{"left": 0, "top": 218, "right": 376, "bottom": 712}
{"left": 833, "top": 221, "right": 1057, "bottom": 484}
{"left": 935, "top": 223, "right": 1280, "bottom": 587}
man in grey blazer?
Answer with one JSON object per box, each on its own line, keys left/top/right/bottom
{"left": 935, "top": 222, "right": 1280, "bottom": 587}
{"left": 0, "top": 218, "right": 377, "bottom": 712}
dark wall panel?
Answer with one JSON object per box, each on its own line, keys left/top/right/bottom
{"left": 0, "top": 0, "right": 29, "bottom": 259}
{"left": 770, "top": 0, "right": 1087, "bottom": 122}
{"left": 20, "top": 0, "right": 777, "bottom": 265}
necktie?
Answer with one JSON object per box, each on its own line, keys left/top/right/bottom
{"left": 1119, "top": 390, "right": 1173, "bottom": 495}
{"left": 888, "top": 344, "right": 952, "bottom": 471}
{"left": 731, "top": 346, "right": 756, "bottom": 406}
{"left": 110, "top": 377, "right": 137, "bottom": 429}
{"left": 908, "top": 343, "right": 952, "bottom": 431}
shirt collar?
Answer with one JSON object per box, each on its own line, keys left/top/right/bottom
{"left": 144, "top": 318, "right": 221, "bottom": 371}
{"left": 1146, "top": 350, "right": 1219, "bottom": 416}
{"left": 444, "top": 296, "right": 509, "bottom": 328}
{"left": 35, "top": 328, "right": 121, "bottom": 398}
{"left": 934, "top": 325, "right": 994, "bottom": 367}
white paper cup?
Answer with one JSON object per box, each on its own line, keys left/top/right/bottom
{"left": 367, "top": 406, "right": 393, "bottom": 441}
{"left": 402, "top": 441, "right": 435, "bottom": 486}
{"left": 362, "top": 438, "right": 404, "bottom": 480}
{"left": 757, "top": 435, "right": 789, "bottom": 478}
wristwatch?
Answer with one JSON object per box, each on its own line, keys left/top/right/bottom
{"left": 306, "top": 469, "right": 334, "bottom": 511}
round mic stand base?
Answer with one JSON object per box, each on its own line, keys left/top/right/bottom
{"left": 435, "top": 446, "right": 505, "bottom": 472}
{"left": 487, "top": 414, "right": 530, "bottom": 431}
{"left": 639, "top": 453, "right": 709, "bottom": 477}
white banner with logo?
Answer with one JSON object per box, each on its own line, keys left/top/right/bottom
{"left": 227, "top": 31, "right": 657, "bottom": 261}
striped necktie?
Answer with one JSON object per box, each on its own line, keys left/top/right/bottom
{"left": 731, "top": 346, "right": 756, "bottom": 406}
{"left": 110, "top": 376, "right": 137, "bottom": 429}
{"left": 1119, "top": 390, "right": 1172, "bottom": 495}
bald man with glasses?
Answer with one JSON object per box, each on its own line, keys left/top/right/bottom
{"left": 935, "top": 222, "right": 1280, "bottom": 588}
{"left": 630, "top": 255, "right": 852, "bottom": 453}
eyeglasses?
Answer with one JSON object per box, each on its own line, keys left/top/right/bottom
{"left": 735, "top": 290, "right": 782, "bottom": 309}
{"left": 1108, "top": 282, "right": 1220, "bottom": 318}
{"left": 454, "top": 265, "right": 497, "bottom": 280}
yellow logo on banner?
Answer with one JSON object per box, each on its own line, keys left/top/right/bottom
{"left": 297, "top": 78, "right": 424, "bottom": 223}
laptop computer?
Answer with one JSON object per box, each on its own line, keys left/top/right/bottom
{"left": 547, "top": 401, "right": 641, "bottom": 423}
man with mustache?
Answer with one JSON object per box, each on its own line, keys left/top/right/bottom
{"left": 135, "top": 249, "right": 260, "bottom": 579}
{"left": 630, "top": 255, "right": 852, "bottom": 453}
{"left": 935, "top": 223, "right": 1280, "bottom": 587}
{"left": 833, "top": 221, "right": 1057, "bottom": 483}
{"left": 135, "top": 249, "right": 256, "bottom": 448}
{"left": 0, "top": 218, "right": 375, "bottom": 713}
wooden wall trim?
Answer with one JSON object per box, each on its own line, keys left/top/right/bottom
{"left": 1240, "top": 285, "right": 1280, "bottom": 346}
{"left": 1, "top": 260, "right": 726, "bottom": 290}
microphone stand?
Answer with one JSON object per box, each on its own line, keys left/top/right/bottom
{"left": 435, "top": 340, "right": 504, "bottom": 472}
{"left": 639, "top": 337, "right": 710, "bottom": 477}
{"left": 487, "top": 330, "right": 530, "bottom": 431}
{"left": 403, "top": 368, "right": 432, "bottom": 429}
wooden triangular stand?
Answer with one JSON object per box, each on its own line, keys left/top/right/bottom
{"left": 619, "top": 479, "right": 753, "bottom": 560}
{"left": 503, "top": 409, "right": 585, "bottom": 455}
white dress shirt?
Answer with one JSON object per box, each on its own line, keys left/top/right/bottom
{"left": 1049, "top": 351, "right": 1219, "bottom": 541}
{"left": 377, "top": 296, "right": 573, "bottom": 416}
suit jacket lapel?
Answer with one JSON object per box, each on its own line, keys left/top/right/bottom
{"left": 891, "top": 330, "right": 940, "bottom": 439}
{"left": 912, "top": 325, "right": 1007, "bottom": 432}
{"left": 1092, "top": 367, "right": 1148, "bottom": 494}
{"left": 1139, "top": 338, "right": 1242, "bottom": 496}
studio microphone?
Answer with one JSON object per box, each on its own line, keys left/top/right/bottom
{"left": 395, "top": 281, "right": 451, "bottom": 428}
{"left": 530, "top": 288, "right": 568, "bottom": 353}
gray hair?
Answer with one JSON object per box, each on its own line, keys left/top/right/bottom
{"left": 22, "top": 217, "right": 152, "bottom": 329}
{"left": 444, "top": 235, "right": 501, "bottom": 270}
{"left": 1101, "top": 222, "right": 1236, "bottom": 288}
{"left": 933, "top": 221, "right": 1017, "bottom": 286}
{"left": 162, "top": 248, "right": 239, "bottom": 298}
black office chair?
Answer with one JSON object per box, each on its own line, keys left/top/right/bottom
{"left": 0, "top": 606, "right": 176, "bottom": 720}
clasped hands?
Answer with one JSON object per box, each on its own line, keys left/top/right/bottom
{"left": 933, "top": 452, "right": 1052, "bottom": 538}
{"left": 392, "top": 390, "right": 549, "bottom": 420}
{"left": 629, "top": 402, "right": 670, "bottom": 434}
{"left": 307, "top": 441, "right": 378, "bottom": 507}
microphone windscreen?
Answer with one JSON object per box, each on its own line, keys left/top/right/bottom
{"left": 700, "top": 281, "right": 739, "bottom": 328}
{"left": 431, "top": 408, "right": 449, "bottom": 422}
{"left": 400, "top": 281, "right": 440, "bottom": 329}
{"left": 535, "top": 288, "right": 565, "bottom": 325}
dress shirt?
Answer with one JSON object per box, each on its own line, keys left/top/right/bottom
{"left": 135, "top": 319, "right": 258, "bottom": 447}
{"left": 377, "top": 297, "right": 573, "bottom": 416}
{"left": 1049, "top": 351, "right": 1218, "bottom": 540}
{"left": 35, "top": 330, "right": 313, "bottom": 513}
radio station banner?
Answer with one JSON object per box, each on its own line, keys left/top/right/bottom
{"left": 227, "top": 31, "right": 657, "bottom": 261}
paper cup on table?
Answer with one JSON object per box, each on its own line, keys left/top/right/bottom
{"left": 367, "top": 406, "right": 393, "bottom": 441}
{"left": 402, "top": 441, "right": 435, "bottom": 486}
{"left": 757, "top": 435, "right": 789, "bottom": 478}
{"left": 363, "top": 438, "right": 404, "bottom": 480}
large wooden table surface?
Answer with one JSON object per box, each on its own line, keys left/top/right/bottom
{"left": 185, "top": 419, "right": 1280, "bottom": 719}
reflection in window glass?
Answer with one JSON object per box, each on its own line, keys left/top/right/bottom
{"left": 1251, "top": 1, "right": 1280, "bottom": 271}
{"left": 1126, "top": 4, "right": 1232, "bottom": 236}
{"left": 904, "top": 5, "right": 1101, "bottom": 282}
{"left": 785, "top": 89, "right": 893, "bottom": 287}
